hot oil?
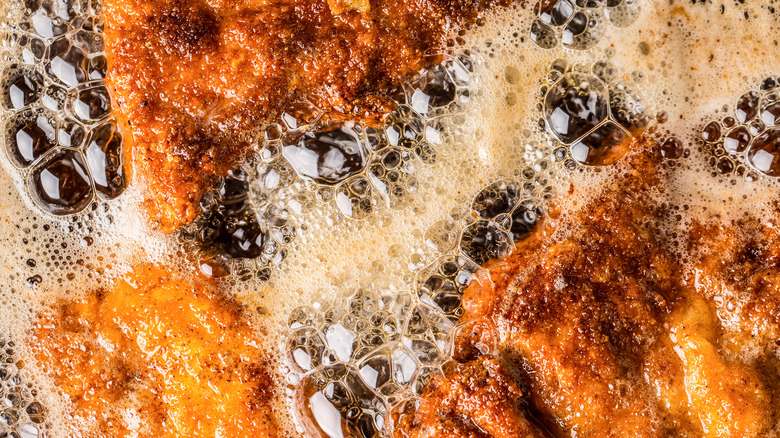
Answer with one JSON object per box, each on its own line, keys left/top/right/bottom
{"left": 0, "top": 0, "right": 779, "bottom": 437}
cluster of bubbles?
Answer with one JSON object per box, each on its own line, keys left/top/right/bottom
{"left": 0, "top": 338, "right": 47, "bottom": 438}
{"left": 0, "top": 0, "right": 126, "bottom": 216}
{"left": 699, "top": 75, "right": 780, "bottom": 178}
{"left": 287, "top": 285, "right": 451, "bottom": 438}
{"left": 283, "top": 55, "right": 663, "bottom": 435}
{"left": 14, "top": 201, "right": 120, "bottom": 291}
{"left": 285, "top": 173, "right": 548, "bottom": 437}
{"left": 530, "top": 0, "right": 641, "bottom": 50}
{"left": 181, "top": 55, "right": 476, "bottom": 278}
{"left": 179, "top": 160, "right": 296, "bottom": 280}
{"left": 540, "top": 58, "right": 650, "bottom": 168}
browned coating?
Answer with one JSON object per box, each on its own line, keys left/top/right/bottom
{"left": 30, "top": 264, "right": 279, "bottom": 438}
{"left": 104, "top": 0, "right": 509, "bottom": 232}
{"left": 687, "top": 216, "right": 780, "bottom": 344}
{"left": 394, "top": 357, "right": 547, "bottom": 438}
{"left": 396, "top": 147, "right": 779, "bottom": 437}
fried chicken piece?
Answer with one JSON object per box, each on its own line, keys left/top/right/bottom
{"left": 104, "top": 0, "right": 507, "bottom": 232}
{"left": 676, "top": 215, "right": 780, "bottom": 434}
{"left": 394, "top": 357, "right": 547, "bottom": 438}
{"left": 30, "top": 264, "right": 278, "bottom": 438}
{"left": 640, "top": 295, "right": 774, "bottom": 438}
{"left": 447, "top": 149, "right": 777, "bottom": 437}
{"left": 461, "top": 152, "right": 676, "bottom": 437}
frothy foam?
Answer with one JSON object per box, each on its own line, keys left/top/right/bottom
{"left": 0, "top": 0, "right": 779, "bottom": 436}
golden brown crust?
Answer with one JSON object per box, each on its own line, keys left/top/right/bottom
{"left": 394, "top": 148, "right": 779, "bottom": 438}
{"left": 666, "top": 296, "right": 772, "bottom": 437}
{"left": 480, "top": 152, "right": 675, "bottom": 437}
{"left": 30, "top": 264, "right": 279, "bottom": 438}
{"left": 394, "top": 357, "right": 547, "bottom": 438}
{"left": 104, "top": 0, "right": 509, "bottom": 232}
{"left": 687, "top": 217, "right": 780, "bottom": 344}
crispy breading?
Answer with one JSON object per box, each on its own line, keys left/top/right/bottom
{"left": 394, "top": 357, "right": 547, "bottom": 438}
{"left": 104, "top": 0, "right": 507, "bottom": 232}
{"left": 30, "top": 264, "right": 279, "bottom": 438}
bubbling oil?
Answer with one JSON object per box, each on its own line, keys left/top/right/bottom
{"left": 178, "top": 55, "right": 475, "bottom": 278}
{"left": 0, "top": 0, "right": 779, "bottom": 437}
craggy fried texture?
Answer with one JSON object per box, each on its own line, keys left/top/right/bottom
{"left": 393, "top": 357, "right": 547, "bottom": 438}
{"left": 104, "top": 0, "right": 509, "bottom": 232}
{"left": 397, "top": 149, "right": 779, "bottom": 437}
{"left": 462, "top": 152, "right": 681, "bottom": 437}
{"left": 688, "top": 217, "right": 780, "bottom": 346}
{"left": 681, "top": 216, "right": 780, "bottom": 434}
{"left": 30, "top": 264, "right": 278, "bottom": 438}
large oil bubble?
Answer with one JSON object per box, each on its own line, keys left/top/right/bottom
{"left": 4, "top": 111, "right": 57, "bottom": 168}
{"left": 542, "top": 60, "right": 647, "bottom": 167}
{"left": 28, "top": 148, "right": 93, "bottom": 215}
{"left": 283, "top": 125, "right": 368, "bottom": 186}
{"left": 2, "top": 65, "right": 43, "bottom": 111}
{"left": 747, "top": 127, "right": 780, "bottom": 177}
{"left": 544, "top": 71, "right": 609, "bottom": 144}
{"left": 84, "top": 119, "right": 125, "bottom": 200}
{"left": 570, "top": 121, "right": 630, "bottom": 166}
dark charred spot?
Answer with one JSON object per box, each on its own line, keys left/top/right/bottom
{"left": 151, "top": 2, "right": 219, "bottom": 57}
{"left": 742, "top": 243, "right": 763, "bottom": 263}
{"left": 248, "top": 362, "right": 276, "bottom": 402}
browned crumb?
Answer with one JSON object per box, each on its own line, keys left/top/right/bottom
{"left": 394, "top": 357, "right": 547, "bottom": 438}
{"left": 30, "top": 264, "right": 279, "bottom": 438}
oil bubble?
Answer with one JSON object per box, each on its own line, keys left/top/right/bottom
{"left": 284, "top": 125, "right": 368, "bottom": 186}
{"left": 570, "top": 121, "right": 631, "bottom": 166}
{"left": 28, "top": 148, "right": 92, "bottom": 215}
{"left": 747, "top": 127, "right": 780, "bottom": 177}
{"left": 544, "top": 72, "right": 609, "bottom": 144}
